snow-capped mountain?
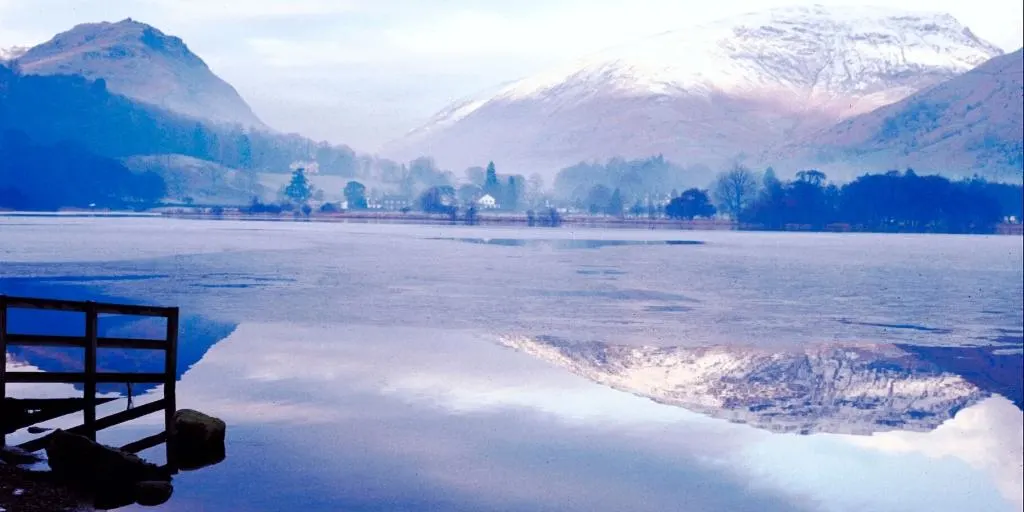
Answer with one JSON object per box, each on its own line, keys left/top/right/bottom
{"left": 14, "top": 19, "right": 262, "bottom": 127}
{"left": 387, "top": 6, "right": 1003, "bottom": 175}
{"left": 778, "top": 49, "right": 1023, "bottom": 180}
{"left": 499, "top": 336, "right": 986, "bottom": 435}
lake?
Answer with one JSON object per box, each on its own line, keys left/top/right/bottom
{"left": 2, "top": 216, "right": 1022, "bottom": 512}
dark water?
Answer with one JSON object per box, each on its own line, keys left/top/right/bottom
{"left": 2, "top": 217, "right": 1022, "bottom": 512}
{"left": 429, "top": 237, "right": 704, "bottom": 249}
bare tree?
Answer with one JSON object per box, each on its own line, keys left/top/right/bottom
{"left": 713, "top": 164, "right": 759, "bottom": 218}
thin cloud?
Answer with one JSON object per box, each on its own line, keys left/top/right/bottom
{"left": 140, "top": 0, "right": 361, "bottom": 21}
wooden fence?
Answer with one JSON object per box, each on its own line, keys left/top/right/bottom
{"left": 1, "top": 295, "right": 178, "bottom": 463}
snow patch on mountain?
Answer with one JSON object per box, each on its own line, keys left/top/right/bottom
{"left": 394, "top": 5, "right": 1003, "bottom": 173}
{"left": 462, "top": 6, "right": 1000, "bottom": 120}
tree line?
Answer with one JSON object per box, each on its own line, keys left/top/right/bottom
{"left": 260, "top": 158, "right": 1022, "bottom": 236}
{"left": 710, "top": 165, "right": 1022, "bottom": 233}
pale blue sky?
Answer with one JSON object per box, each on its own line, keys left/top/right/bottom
{"left": 1, "top": 0, "right": 1021, "bottom": 152}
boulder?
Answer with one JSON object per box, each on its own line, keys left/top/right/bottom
{"left": 92, "top": 486, "right": 136, "bottom": 510}
{"left": 173, "top": 410, "right": 226, "bottom": 445}
{"left": 134, "top": 480, "right": 174, "bottom": 506}
{"left": 45, "top": 430, "right": 169, "bottom": 486}
{"left": 172, "top": 410, "right": 226, "bottom": 471}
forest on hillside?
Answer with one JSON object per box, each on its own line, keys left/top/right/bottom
{"left": 0, "top": 129, "right": 165, "bottom": 210}
{"left": 0, "top": 64, "right": 375, "bottom": 176}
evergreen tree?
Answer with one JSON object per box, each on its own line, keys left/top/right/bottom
{"left": 284, "top": 168, "right": 313, "bottom": 204}
{"left": 484, "top": 161, "right": 502, "bottom": 200}
{"left": 485, "top": 161, "right": 499, "bottom": 188}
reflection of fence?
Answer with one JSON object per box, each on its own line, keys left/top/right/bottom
{"left": 1, "top": 295, "right": 178, "bottom": 465}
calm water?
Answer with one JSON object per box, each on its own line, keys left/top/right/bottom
{"left": 2, "top": 217, "right": 1022, "bottom": 512}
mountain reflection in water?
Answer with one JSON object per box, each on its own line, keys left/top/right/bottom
{"left": 499, "top": 336, "right": 1022, "bottom": 435}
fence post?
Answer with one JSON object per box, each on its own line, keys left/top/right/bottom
{"left": 83, "top": 302, "right": 98, "bottom": 440}
{"left": 164, "top": 307, "right": 179, "bottom": 469}
{"left": 1, "top": 296, "right": 8, "bottom": 447}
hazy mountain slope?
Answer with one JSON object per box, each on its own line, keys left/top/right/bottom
{"left": 779, "top": 49, "right": 1024, "bottom": 180}
{"left": 500, "top": 336, "right": 987, "bottom": 435}
{"left": 388, "top": 6, "right": 1002, "bottom": 175}
{"left": 123, "top": 154, "right": 266, "bottom": 205}
{"left": 0, "top": 62, "right": 362, "bottom": 180}
{"left": 15, "top": 18, "right": 262, "bottom": 127}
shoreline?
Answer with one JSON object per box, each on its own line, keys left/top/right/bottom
{"left": 2, "top": 210, "right": 1021, "bottom": 235}
{"left": 0, "top": 463, "right": 84, "bottom": 512}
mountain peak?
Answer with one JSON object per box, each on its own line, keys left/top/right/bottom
{"left": 16, "top": 20, "right": 262, "bottom": 128}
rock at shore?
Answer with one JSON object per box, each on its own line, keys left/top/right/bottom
{"left": 45, "top": 430, "right": 170, "bottom": 486}
{"left": 174, "top": 409, "right": 226, "bottom": 445}
{"left": 173, "top": 409, "right": 226, "bottom": 471}
{"left": 134, "top": 480, "right": 174, "bottom": 506}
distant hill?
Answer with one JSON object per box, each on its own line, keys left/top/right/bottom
{"left": 1, "top": 59, "right": 368, "bottom": 188}
{"left": 778, "top": 49, "right": 1024, "bottom": 180}
{"left": 15, "top": 19, "right": 262, "bottom": 128}
{"left": 123, "top": 154, "right": 266, "bottom": 205}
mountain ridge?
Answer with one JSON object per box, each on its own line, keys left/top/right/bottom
{"left": 388, "top": 5, "right": 1004, "bottom": 176}
{"left": 776, "top": 48, "right": 1024, "bottom": 179}
{"left": 14, "top": 18, "right": 263, "bottom": 128}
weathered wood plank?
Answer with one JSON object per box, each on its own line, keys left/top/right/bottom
{"left": 2, "top": 397, "right": 118, "bottom": 433}
{"left": 3, "top": 334, "right": 169, "bottom": 350}
{"left": 15, "top": 399, "right": 169, "bottom": 453}
{"left": 1, "top": 296, "right": 8, "bottom": 445}
{"left": 87, "top": 399, "right": 167, "bottom": 432}
{"left": 164, "top": 308, "right": 180, "bottom": 468}
{"left": 84, "top": 304, "right": 98, "bottom": 438}
{"left": 0, "top": 295, "right": 175, "bottom": 317}
{"left": 120, "top": 431, "right": 167, "bottom": 454}
{"left": 4, "top": 372, "right": 169, "bottom": 384}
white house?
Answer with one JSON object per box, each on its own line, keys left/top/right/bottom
{"left": 477, "top": 194, "right": 498, "bottom": 209}
{"left": 289, "top": 161, "right": 320, "bottom": 175}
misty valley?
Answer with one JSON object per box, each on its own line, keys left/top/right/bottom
{"left": 1, "top": 3, "right": 1022, "bottom": 512}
